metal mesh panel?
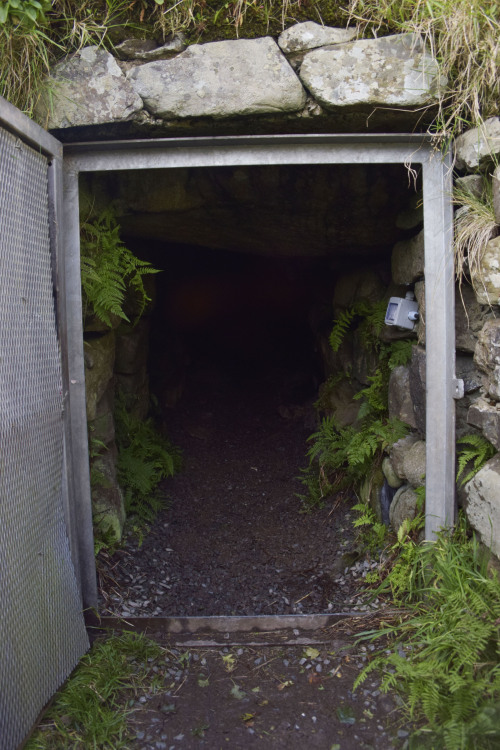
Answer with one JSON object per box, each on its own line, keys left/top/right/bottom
{"left": 0, "top": 127, "right": 89, "bottom": 750}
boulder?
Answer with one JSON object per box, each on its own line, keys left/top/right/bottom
{"left": 84, "top": 332, "right": 115, "bottom": 422}
{"left": 39, "top": 47, "right": 143, "bottom": 128}
{"left": 359, "top": 469, "right": 385, "bottom": 523}
{"left": 467, "top": 398, "right": 500, "bottom": 450}
{"left": 409, "top": 345, "right": 426, "bottom": 436}
{"left": 395, "top": 190, "right": 423, "bottom": 230}
{"left": 464, "top": 453, "right": 500, "bottom": 558}
{"left": 91, "top": 447, "right": 126, "bottom": 544}
{"left": 332, "top": 270, "right": 385, "bottom": 310}
{"left": 402, "top": 440, "right": 426, "bottom": 487}
{"left": 474, "top": 319, "right": 500, "bottom": 400}
{"left": 455, "top": 174, "right": 486, "bottom": 201}
{"left": 89, "top": 389, "right": 115, "bottom": 448}
{"left": 317, "top": 378, "right": 360, "bottom": 427}
{"left": 299, "top": 33, "right": 444, "bottom": 110}
{"left": 278, "top": 22, "right": 356, "bottom": 54}
{"left": 414, "top": 280, "right": 484, "bottom": 352}
{"left": 454, "top": 118, "right": 500, "bottom": 171}
{"left": 389, "top": 484, "right": 419, "bottom": 532}
{"left": 391, "top": 229, "right": 424, "bottom": 285}
{"left": 388, "top": 365, "right": 417, "bottom": 428}
{"left": 382, "top": 456, "right": 404, "bottom": 489}
{"left": 115, "top": 319, "right": 150, "bottom": 375}
{"left": 471, "top": 236, "right": 500, "bottom": 306}
{"left": 127, "top": 37, "right": 306, "bottom": 119}
{"left": 116, "top": 366, "right": 150, "bottom": 420}
{"left": 390, "top": 434, "right": 420, "bottom": 479}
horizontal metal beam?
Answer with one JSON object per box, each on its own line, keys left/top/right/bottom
{"left": 0, "top": 95, "right": 61, "bottom": 159}
{"left": 64, "top": 133, "right": 432, "bottom": 173}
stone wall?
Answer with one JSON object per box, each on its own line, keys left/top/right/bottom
{"left": 43, "top": 23, "right": 500, "bottom": 555}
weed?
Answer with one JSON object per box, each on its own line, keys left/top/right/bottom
{"left": 347, "top": 0, "right": 500, "bottom": 140}
{"left": 115, "top": 391, "right": 181, "bottom": 522}
{"left": 80, "top": 208, "right": 160, "bottom": 328}
{"left": 355, "top": 517, "right": 500, "bottom": 749}
{"left": 456, "top": 433, "right": 496, "bottom": 486}
{"left": 26, "top": 632, "right": 164, "bottom": 749}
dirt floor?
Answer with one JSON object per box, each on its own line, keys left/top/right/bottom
{"left": 97, "top": 356, "right": 413, "bottom": 748}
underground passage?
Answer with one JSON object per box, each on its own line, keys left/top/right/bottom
{"left": 92, "top": 162, "right": 424, "bottom": 618}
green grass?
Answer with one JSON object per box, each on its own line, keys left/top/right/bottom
{"left": 26, "top": 632, "right": 165, "bottom": 749}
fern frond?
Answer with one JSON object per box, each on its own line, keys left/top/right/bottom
{"left": 456, "top": 434, "right": 495, "bottom": 486}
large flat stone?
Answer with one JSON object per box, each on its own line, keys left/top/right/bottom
{"left": 454, "top": 118, "right": 500, "bottom": 171}
{"left": 299, "top": 33, "right": 444, "bottom": 110}
{"left": 128, "top": 37, "right": 306, "bottom": 119}
{"left": 468, "top": 398, "right": 500, "bottom": 450}
{"left": 474, "top": 319, "right": 500, "bottom": 401}
{"left": 471, "top": 236, "right": 500, "bottom": 306}
{"left": 278, "top": 22, "right": 356, "bottom": 54}
{"left": 464, "top": 454, "right": 500, "bottom": 558}
{"left": 40, "top": 47, "right": 143, "bottom": 128}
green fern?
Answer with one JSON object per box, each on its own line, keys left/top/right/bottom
{"left": 81, "top": 208, "right": 159, "bottom": 327}
{"left": 329, "top": 307, "right": 357, "bottom": 352}
{"left": 456, "top": 434, "right": 496, "bottom": 486}
{"left": 115, "top": 392, "right": 181, "bottom": 522}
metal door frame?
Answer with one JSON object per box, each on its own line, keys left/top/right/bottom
{"left": 63, "top": 133, "right": 455, "bottom": 610}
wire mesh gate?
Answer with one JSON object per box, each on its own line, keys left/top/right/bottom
{"left": 0, "top": 101, "right": 89, "bottom": 750}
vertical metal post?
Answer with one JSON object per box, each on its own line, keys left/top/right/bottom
{"left": 423, "top": 150, "right": 455, "bottom": 539}
{"left": 61, "top": 164, "right": 97, "bottom": 609}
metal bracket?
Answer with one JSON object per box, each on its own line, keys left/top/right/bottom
{"left": 453, "top": 378, "right": 465, "bottom": 400}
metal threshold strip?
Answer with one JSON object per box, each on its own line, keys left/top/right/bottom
{"left": 91, "top": 612, "right": 392, "bottom": 647}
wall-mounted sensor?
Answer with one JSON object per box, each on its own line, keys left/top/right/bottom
{"left": 385, "top": 291, "right": 419, "bottom": 331}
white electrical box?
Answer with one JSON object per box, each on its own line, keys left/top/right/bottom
{"left": 385, "top": 292, "right": 419, "bottom": 331}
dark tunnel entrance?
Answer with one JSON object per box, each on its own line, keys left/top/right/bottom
{"left": 92, "top": 161, "right": 422, "bottom": 617}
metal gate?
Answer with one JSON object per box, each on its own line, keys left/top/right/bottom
{"left": 0, "top": 99, "right": 89, "bottom": 750}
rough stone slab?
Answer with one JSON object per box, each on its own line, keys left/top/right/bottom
{"left": 390, "top": 484, "right": 418, "bottom": 531}
{"left": 464, "top": 454, "right": 500, "bottom": 558}
{"left": 493, "top": 166, "right": 500, "bottom": 225}
{"left": 471, "top": 235, "right": 500, "bottom": 306}
{"left": 278, "top": 22, "right": 356, "bottom": 54}
{"left": 402, "top": 440, "right": 426, "bottom": 487}
{"left": 388, "top": 365, "right": 417, "bottom": 428}
{"left": 128, "top": 37, "right": 306, "bottom": 119}
{"left": 40, "top": 47, "right": 143, "bottom": 128}
{"left": 391, "top": 229, "right": 424, "bottom": 284}
{"left": 467, "top": 398, "right": 500, "bottom": 450}
{"left": 454, "top": 117, "right": 500, "bottom": 171}
{"left": 299, "top": 33, "right": 444, "bottom": 110}
{"left": 474, "top": 319, "right": 500, "bottom": 400}
{"left": 390, "top": 434, "right": 420, "bottom": 479}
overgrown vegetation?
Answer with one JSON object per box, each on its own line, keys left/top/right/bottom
{"left": 347, "top": 0, "right": 500, "bottom": 140}
{"left": 299, "top": 299, "right": 412, "bottom": 512}
{"left": 80, "top": 208, "right": 159, "bottom": 327}
{"left": 355, "top": 518, "right": 500, "bottom": 750}
{"left": 114, "top": 391, "right": 181, "bottom": 523}
{"left": 1, "top": 0, "right": 497, "bottom": 140}
{"left": 25, "top": 632, "right": 165, "bottom": 749}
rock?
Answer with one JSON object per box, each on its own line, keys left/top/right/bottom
{"left": 471, "top": 236, "right": 500, "bottom": 306}
{"left": 89, "top": 389, "right": 115, "bottom": 448}
{"left": 454, "top": 118, "right": 500, "bottom": 171}
{"left": 409, "top": 345, "right": 426, "bottom": 436}
{"left": 332, "top": 270, "right": 385, "bottom": 310}
{"left": 114, "top": 38, "right": 158, "bottom": 59}
{"left": 455, "top": 355, "right": 484, "bottom": 437}
{"left": 127, "top": 37, "right": 306, "bottom": 119}
{"left": 39, "top": 47, "right": 143, "bottom": 128}
{"left": 413, "top": 280, "right": 425, "bottom": 345}
{"left": 115, "top": 320, "right": 150, "bottom": 375}
{"left": 388, "top": 366, "right": 417, "bottom": 428}
{"left": 455, "top": 175, "right": 485, "bottom": 201}
{"left": 278, "top": 22, "right": 356, "bottom": 54}
{"left": 391, "top": 229, "right": 424, "bottom": 284}
{"left": 317, "top": 378, "right": 360, "bottom": 427}
{"left": 84, "top": 332, "right": 116, "bottom": 422}
{"left": 299, "top": 34, "right": 444, "bottom": 110}
{"left": 116, "top": 366, "right": 150, "bottom": 420}
{"left": 493, "top": 166, "right": 500, "bottom": 225}
{"left": 359, "top": 469, "right": 385, "bottom": 522}
{"left": 389, "top": 484, "right": 419, "bottom": 531}
{"left": 474, "top": 319, "right": 500, "bottom": 401}
{"left": 91, "top": 447, "right": 126, "bottom": 544}
{"left": 455, "top": 283, "right": 485, "bottom": 353}
{"left": 115, "top": 35, "right": 186, "bottom": 61}
{"left": 467, "top": 398, "right": 500, "bottom": 450}
{"left": 464, "top": 454, "right": 500, "bottom": 558}
{"left": 402, "top": 440, "right": 426, "bottom": 487}
{"left": 382, "top": 456, "right": 404, "bottom": 489}
{"left": 395, "top": 190, "right": 423, "bottom": 230}
{"left": 390, "top": 434, "right": 420, "bottom": 479}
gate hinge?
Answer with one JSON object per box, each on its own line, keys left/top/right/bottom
{"left": 453, "top": 378, "right": 465, "bottom": 400}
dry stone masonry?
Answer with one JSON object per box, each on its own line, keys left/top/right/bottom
{"left": 41, "top": 23, "right": 500, "bottom": 557}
